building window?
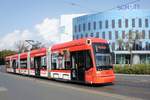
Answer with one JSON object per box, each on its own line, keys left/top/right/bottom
{"left": 129, "top": 30, "right": 132, "bottom": 39}
{"left": 146, "top": 42, "right": 149, "bottom": 50}
{"left": 112, "top": 20, "right": 115, "bottom": 28}
{"left": 96, "top": 32, "right": 99, "bottom": 38}
{"left": 90, "top": 33, "right": 93, "bottom": 37}
{"left": 99, "top": 21, "right": 102, "bottom": 29}
{"left": 85, "top": 33, "right": 88, "bottom": 38}
{"left": 78, "top": 24, "right": 81, "bottom": 32}
{"left": 132, "top": 19, "right": 135, "bottom": 28}
{"left": 76, "top": 34, "right": 79, "bottom": 39}
{"left": 125, "top": 19, "right": 128, "bottom": 28}
{"left": 122, "top": 31, "right": 125, "bottom": 39}
{"left": 142, "top": 30, "right": 145, "bottom": 39}
{"left": 105, "top": 20, "right": 108, "bottom": 28}
{"left": 109, "top": 31, "right": 112, "bottom": 40}
{"left": 145, "top": 19, "right": 149, "bottom": 28}
{"left": 118, "top": 19, "right": 122, "bottom": 28}
{"left": 139, "top": 18, "right": 142, "bottom": 27}
{"left": 83, "top": 23, "right": 86, "bottom": 31}
{"left": 81, "top": 34, "right": 83, "bottom": 38}
{"left": 126, "top": 42, "right": 129, "bottom": 50}
{"left": 115, "top": 31, "right": 118, "bottom": 39}
{"left": 135, "top": 30, "right": 139, "bottom": 39}
{"left": 102, "top": 32, "right": 105, "bottom": 39}
{"left": 74, "top": 25, "right": 77, "bottom": 33}
{"left": 88, "top": 22, "right": 91, "bottom": 31}
{"left": 112, "top": 42, "right": 115, "bottom": 51}
{"left": 135, "top": 30, "right": 138, "bottom": 33}
{"left": 93, "top": 21, "right": 96, "bottom": 30}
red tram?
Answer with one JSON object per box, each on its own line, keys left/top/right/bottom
{"left": 5, "top": 38, "right": 115, "bottom": 84}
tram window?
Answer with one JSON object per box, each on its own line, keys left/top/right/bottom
{"left": 80, "top": 50, "right": 93, "bottom": 70}
{"left": 20, "top": 59, "right": 27, "bottom": 68}
{"left": 51, "top": 53, "right": 58, "bottom": 70}
{"left": 71, "top": 50, "right": 93, "bottom": 70}
{"left": 52, "top": 61, "right": 57, "bottom": 69}
{"left": 64, "top": 50, "right": 71, "bottom": 70}
{"left": 6, "top": 61, "right": 10, "bottom": 68}
{"left": 57, "top": 54, "right": 64, "bottom": 69}
{"left": 65, "top": 61, "right": 71, "bottom": 69}
{"left": 41, "top": 56, "right": 47, "bottom": 69}
{"left": 30, "top": 57, "right": 34, "bottom": 69}
{"left": 52, "top": 51, "right": 71, "bottom": 70}
{"left": 12, "top": 60, "right": 15, "bottom": 68}
{"left": 85, "top": 51, "right": 93, "bottom": 70}
{"left": 12, "top": 60, "right": 18, "bottom": 68}
{"left": 34, "top": 57, "right": 41, "bottom": 69}
{"left": 16, "top": 61, "right": 18, "bottom": 68}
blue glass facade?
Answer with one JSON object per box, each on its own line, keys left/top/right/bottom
{"left": 73, "top": 10, "right": 150, "bottom": 64}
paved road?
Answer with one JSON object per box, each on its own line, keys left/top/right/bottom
{"left": 0, "top": 72, "right": 128, "bottom": 100}
{"left": 0, "top": 65, "right": 6, "bottom": 72}
{"left": 0, "top": 65, "right": 150, "bottom": 100}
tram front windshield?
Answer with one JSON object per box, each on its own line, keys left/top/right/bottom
{"left": 93, "top": 43, "right": 112, "bottom": 71}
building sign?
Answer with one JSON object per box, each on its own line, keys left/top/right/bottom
{"left": 117, "top": 0, "right": 140, "bottom": 10}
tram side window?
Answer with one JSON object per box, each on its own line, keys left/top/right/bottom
{"left": 12, "top": 60, "right": 15, "bottom": 68}
{"left": 51, "top": 53, "right": 57, "bottom": 70}
{"left": 51, "top": 51, "right": 71, "bottom": 70}
{"left": 64, "top": 50, "right": 71, "bottom": 70}
{"left": 34, "top": 57, "right": 41, "bottom": 69}
{"left": 12, "top": 60, "right": 18, "bottom": 68}
{"left": 30, "top": 57, "right": 34, "bottom": 69}
{"left": 6, "top": 60, "right": 10, "bottom": 68}
{"left": 85, "top": 51, "right": 93, "bottom": 70}
{"left": 71, "top": 50, "right": 93, "bottom": 70}
{"left": 65, "top": 61, "right": 71, "bottom": 69}
{"left": 57, "top": 53, "right": 64, "bottom": 69}
{"left": 20, "top": 59, "right": 27, "bottom": 68}
{"left": 41, "top": 56, "right": 47, "bottom": 69}
{"left": 16, "top": 60, "right": 18, "bottom": 68}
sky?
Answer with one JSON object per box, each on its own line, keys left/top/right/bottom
{"left": 0, "top": 0, "right": 150, "bottom": 50}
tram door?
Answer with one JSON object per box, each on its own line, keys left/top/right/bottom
{"left": 12, "top": 60, "right": 17, "bottom": 73}
{"left": 71, "top": 51, "right": 85, "bottom": 82}
{"left": 34, "top": 57, "right": 41, "bottom": 76}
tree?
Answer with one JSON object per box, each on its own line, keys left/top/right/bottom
{"left": 116, "top": 30, "right": 142, "bottom": 66}
{"left": 15, "top": 40, "right": 29, "bottom": 53}
{"left": 0, "top": 50, "right": 16, "bottom": 65}
{"left": 117, "top": 38, "right": 125, "bottom": 50}
{"left": 25, "top": 40, "right": 45, "bottom": 50}
{"left": 126, "top": 30, "right": 142, "bottom": 66}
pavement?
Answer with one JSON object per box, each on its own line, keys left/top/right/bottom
{"left": 0, "top": 65, "right": 150, "bottom": 100}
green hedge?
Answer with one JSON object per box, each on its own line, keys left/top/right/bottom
{"left": 114, "top": 64, "right": 150, "bottom": 74}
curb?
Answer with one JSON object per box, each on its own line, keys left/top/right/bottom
{"left": 115, "top": 73, "right": 150, "bottom": 77}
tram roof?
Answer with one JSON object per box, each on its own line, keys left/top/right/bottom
{"left": 51, "top": 38, "right": 108, "bottom": 50}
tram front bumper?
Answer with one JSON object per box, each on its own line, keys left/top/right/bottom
{"left": 92, "top": 75, "right": 115, "bottom": 84}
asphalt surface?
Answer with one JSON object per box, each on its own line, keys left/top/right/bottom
{"left": 0, "top": 65, "right": 150, "bottom": 100}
